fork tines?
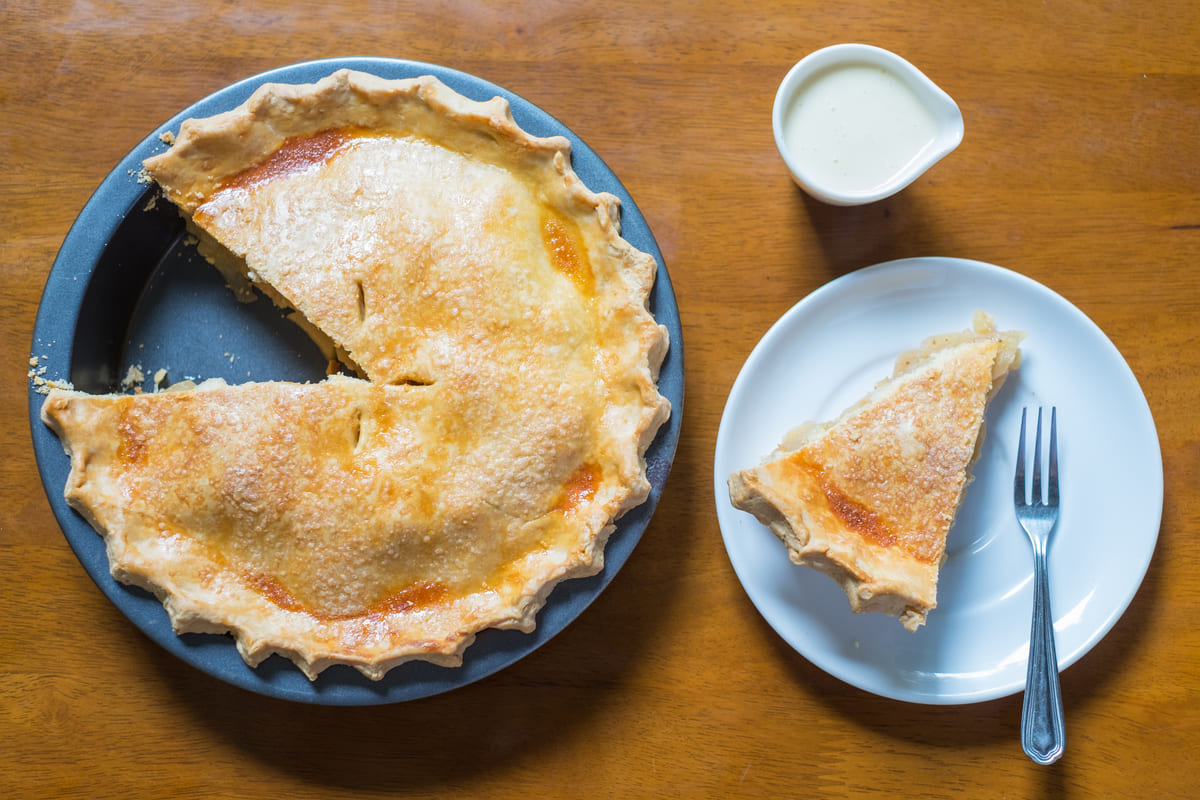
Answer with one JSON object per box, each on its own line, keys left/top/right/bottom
{"left": 1015, "top": 406, "right": 1058, "bottom": 508}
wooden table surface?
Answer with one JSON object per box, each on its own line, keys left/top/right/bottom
{"left": 3, "top": 1, "right": 1198, "bottom": 797}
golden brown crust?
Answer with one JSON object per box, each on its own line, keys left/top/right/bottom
{"left": 145, "top": 72, "right": 550, "bottom": 215}
{"left": 42, "top": 71, "right": 670, "bottom": 680}
{"left": 42, "top": 377, "right": 628, "bottom": 677}
{"left": 728, "top": 314, "right": 1021, "bottom": 631}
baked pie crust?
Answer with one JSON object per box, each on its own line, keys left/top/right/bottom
{"left": 727, "top": 313, "right": 1021, "bottom": 631}
{"left": 41, "top": 70, "right": 670, "bottom": 680}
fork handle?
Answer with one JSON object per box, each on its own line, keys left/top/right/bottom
{"left": 1022, "top": 547, "right": 1066, "bottom": 764}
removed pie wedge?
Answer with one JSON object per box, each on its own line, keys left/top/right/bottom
{"left": 727, "top": 312, "right": 1022, "bottom": 631}
{"left": 41, "top": 70, "right": 670, "bottom": 680}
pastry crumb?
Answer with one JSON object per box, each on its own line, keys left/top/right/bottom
{"left": 154, "top": 368, "right": 169, "bottom": 390}
{"left": 159, "top": 130, "right": 176, "bottom": 145}
{"left": 34, "top": 377, "right": 73, "bottom": 395}
{"left": 27, "top": 355, "right": 53, "bottom": 391}
{"left": 121, "top": 364, "right": 145, "bottom": 389}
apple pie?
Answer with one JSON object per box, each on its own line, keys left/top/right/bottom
{"left": 727, "top": 312, "right": 1021, "bottom": 630}
{"left": 41, "top": 70, "right": 670, "bottom": 680}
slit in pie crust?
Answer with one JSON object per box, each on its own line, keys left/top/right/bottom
{"left": 727, "top": 312, "right": 1021, "bottom": 631}
{"left": 41, "top": 70, "right": 671, "bottom": 680}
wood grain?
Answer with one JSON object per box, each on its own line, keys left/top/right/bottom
{"left": 3, "top": 1, "right": 1198, "bottom": 797}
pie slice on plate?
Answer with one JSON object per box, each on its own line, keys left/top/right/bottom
{"left": 41, "top": 70, "right": 670, "bottom": 680}
{"left": 727, "top": 312, "right": 1021, "bottom": 631}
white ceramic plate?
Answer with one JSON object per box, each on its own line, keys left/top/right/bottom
{"left": 713, "top": 257, "right": 1162, "bottom": 704}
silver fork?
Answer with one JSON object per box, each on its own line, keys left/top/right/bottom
{"left": 1014, "top": 406, "right": 1065, "bottom": 764}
